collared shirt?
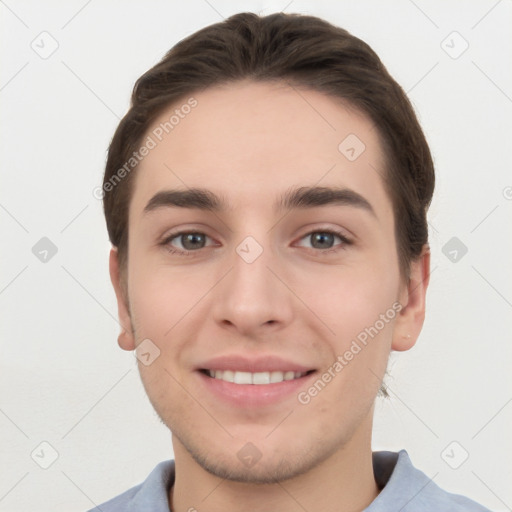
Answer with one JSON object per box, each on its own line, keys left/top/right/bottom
{"left": 87, "top": 450, "right": 492, "bottom": 511}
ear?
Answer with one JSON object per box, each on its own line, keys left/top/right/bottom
{"left": 391, "top": 244, "right": 431, "bottom": 351}
{"left": 109, "top": 247, "right": 136, "bottom": 351}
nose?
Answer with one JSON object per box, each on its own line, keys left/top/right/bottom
{"left": 210, "top": 235, "right": 294, "bottom": 337}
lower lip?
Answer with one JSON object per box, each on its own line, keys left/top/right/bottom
{"left": 196, "top": 371, "right": 316, "bottom": 407}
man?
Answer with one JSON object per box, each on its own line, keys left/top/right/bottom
{"left": 91, "top": 11, "right": 491, "bottom": 512}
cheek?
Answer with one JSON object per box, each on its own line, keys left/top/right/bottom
{"left": 296, "top": 260, "right": 399, "bottom": 402}
{"left": 128, "top": 257, "right": 198, "bottom": 339}
{"left": 301, "top": 274, "right": 397, "bottom": 413}
{"left": 298, "top": 258, "right": 400, "bottom": 342}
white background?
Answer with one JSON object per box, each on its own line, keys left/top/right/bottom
{"left": 1, "top": 1, "right": 511, "bottom": 511}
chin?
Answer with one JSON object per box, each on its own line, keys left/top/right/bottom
{"left": 193, "top": 450, "right": 320, "bottom": 484}
{"left": 175, "top": 430, "right": 337, "bottom": 484}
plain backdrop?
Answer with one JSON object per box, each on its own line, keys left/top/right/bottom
{"left": 1, "top": 1, "right": 511, "bottom": 511}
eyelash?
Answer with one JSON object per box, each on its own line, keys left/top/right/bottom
{"left": 159, "top": 228, "right": 353, "bottom": 257}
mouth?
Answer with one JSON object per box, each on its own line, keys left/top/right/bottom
{"left": 200, "top": 369, "right": 315, "bottom": 385}
{"left": 195, "top": 355, "right": 318, "bottom": 406}
{"left": 196, "top": 356, "right": 317, "bottom": 406}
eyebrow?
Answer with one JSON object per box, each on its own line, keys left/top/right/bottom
{"left": 143, "top": 186, "right": 376, "bottom": 217}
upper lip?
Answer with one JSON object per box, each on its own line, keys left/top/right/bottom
{"left": 198, "top": 355, "right": 314, "bottom": 373}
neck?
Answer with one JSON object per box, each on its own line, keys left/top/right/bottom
{"left": 169, "top": 415, "right": 379, "bottom": 512}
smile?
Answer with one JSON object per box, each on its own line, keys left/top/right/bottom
{"left": 204, "top": 369, "right": 310, "bottom": 385}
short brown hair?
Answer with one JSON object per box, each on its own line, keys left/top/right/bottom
{"left": 102, "top": 11, "right": 434, "bottom": 283}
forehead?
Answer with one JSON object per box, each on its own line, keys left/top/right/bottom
{"left": 130, "top": 80, "right": 392, "bottom": 220}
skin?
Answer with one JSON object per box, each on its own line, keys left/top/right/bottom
{"left": 109, "top": 80, "right": 430, "bottom": 512}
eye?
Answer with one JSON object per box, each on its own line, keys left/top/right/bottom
{"left": 160, "top": 228, "right": 352, "bottom": 256}
{"left": 161, "top": 231, "right": 215, "bottom": 255}
{"left": 296, "top": 229, "right": 352, "bottom": 251}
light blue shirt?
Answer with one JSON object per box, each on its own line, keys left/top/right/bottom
{"left": 87, "top": 450, "right": 491, "bottom": 511}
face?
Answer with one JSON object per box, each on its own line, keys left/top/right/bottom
{"left": 110, "top": 80, "right": 428, "bottom": 483}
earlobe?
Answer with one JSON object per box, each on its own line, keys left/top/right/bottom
{"left": 109, "top": 247, "right": 136, "bottom": 351}
{"left": 117, "top": 329, "right": 135, "bottom": 351}
{"left": 391, "top": 245, "right": 431, "bottom": 352}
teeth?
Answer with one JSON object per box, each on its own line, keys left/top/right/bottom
{"left": 207, "top": 370, "right": 307, "bottom": 385}
{"left": 270, "top": 371, "right": 284, "bottom": 383}
{"left": 253, "top": 372, "right": 270, "bottom": 385}
{"left": 234, "top": 371, "right": 252, "bottom": 384}
{"left": 222, "top": 370, "right": 234, "bottom": 383}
